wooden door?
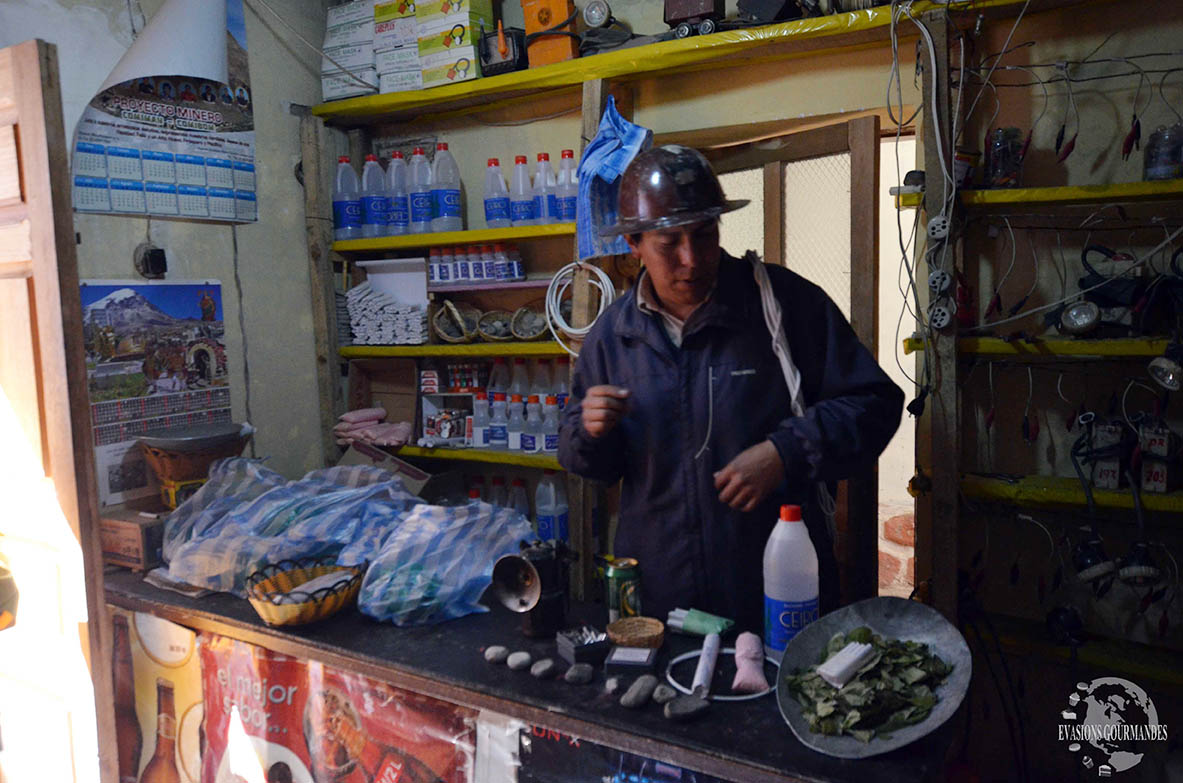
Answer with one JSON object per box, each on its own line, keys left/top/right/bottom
{"left": 0, "top": 39, "right": 116, "bottom": 782}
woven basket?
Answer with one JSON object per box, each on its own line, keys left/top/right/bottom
{"left": 140, "top": 435, "right": 249, "bottom": 483}
{"left": 607, "top": 616, "right": 665, "bottom": 649}
{"left": 245, "top": 558, "right": 366, "bottom": 627}
{"left": 432, "top": 300, "right": 479, "bottom": 344}
{"left": 477, "top": 310, "right": 515, "bottom": 342}
{"left": 510, "top": 307, "right": 548, "bottom": 341}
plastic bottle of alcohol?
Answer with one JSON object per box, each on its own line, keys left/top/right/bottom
{"left": 509, "top": 478, "right": 530, "bottom": 517}
{"left": 556, "top": 149, "right": 578, "bottom": 222}
{"left": 532, "top": 152, "right": 558, "bottom": 225}
{"left": 386, "top": 150, "right": 409, "bottom": 236}
{"left": 509, "top": 358, "right": 529, "bottom": 416}
{"left": 332, "top": 156, "right": 361, "bottom": 241}
{"left": 489, "top": 475, "right": 508, "bottom": 507}
{"left": 510, "top": 155, "right": 536, "bottom": 227}
{"left": 553, "top": 356, "right": 570, "bottom": 410}
{"left": 483, "top": 158, "right": 511, "bottom": 228}
{"left": 522, "top": 395, "right": 543, "bottom": 453}
{"left": 428, "top": 247, "right": 448, "bottom": 284}
{"left": 533, "top": 151, "right": 557, "bottom": 188}
{"left": 360, "top": 154, "right": 388, "bottom": 238}
{"left": 507, "top": 394, "right": 525, "bottom": 451}
{"left": 506, "top": 244, "right": 526, "bottom": 281}
{"left": 430, "top": 141, "right": 464, "bottom": 232}
{"left": 488, "top": 356, "right": 510, "bottom": 396}
{"left": 530, "top": 358, "right": 553, "bottom": 400}
{"left": 763, "top": 504, "right": 819, "bottom": 658}
{"left": 542, "top": 395, "right": 560, "bottom": 453}
{"left": 451, "top": 246, "right": 470, "bottom": 282}
{"left": 439, "top": 247, "right": 455, "bottom": 285}
{"left": 488, "top": 392, "right": 509, "bottom": 449}
{"left": 472, "top": 390, "right": 490, "bottom": 447}
{"left": 535, "top": 470, "right": 569, "bottom": 542}
{"left": 493, "top": 243, "right": 511, "bottom": 281}
{"left": 408, "top": 146, "right": 433, "bottom": 233}
{"left": 481, "top": 244, "right": 497, "bottom": 281}
{"left": 468, "top": 244, "right": 485, "bottom": 283}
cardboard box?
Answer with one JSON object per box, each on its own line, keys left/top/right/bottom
{"left": 324, "top": 19, "right": 374, "bottom": 48}
{"left": 375, "top": 0, "right": 417, "bottom": 21}
{"left": 100, "top": 503, "right": 165, "bottom": 571}
{"left": 420, "top": 49, "right": 481, "bottom": 88}
{"left": 337, "top": 444, "right": 464, "bottom": 502}
{"left": 416, "top": 16, "right": 484, "bottom": 60}
{"left": 414, "top": 0, "right": 493, "bottom": 24}
{"left": 322, "top": 42, "right": 375, "bottom": 74}
{"left": 328, "top": 0, "right": 378, "bottom": 27}
{"left": 322, "top": 69, "right": 378, "bottom": 101}
{"left": 376, "top": 46, "right": 420, "bottom": 74}
{"left": 380, "top": 69, "right": 424, "bottom": 93}
{"left": 375, "top": 15, "right": 419, "bottom": 50}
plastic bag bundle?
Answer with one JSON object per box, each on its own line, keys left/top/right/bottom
{"left": 359, "top": 501, "right": 535, "bottom": 626}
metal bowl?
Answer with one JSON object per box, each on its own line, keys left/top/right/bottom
{"left": 137, "top": 422, "right": 249, "bottom": 453}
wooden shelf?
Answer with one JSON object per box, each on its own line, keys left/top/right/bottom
{"left": 903, "top": 336, "right": 1171, "bottom": 357}
{"left": 428, "top": 277, "right": 551, "bottom": 294}
{"left": 397, "top": 445, "right": 561, "bottom": 469}
{"left": 959, "top": 179, "right": 1183, "bottom": 209}
{"left": 333, "top": 223, "right": 575, "bottom": 253}
{"left": 961, "top": 474, "right": 1183, "bottom": 513}
{"left": 310, "top": 0, "right": 1090, "bottom": 126}
{"left": 341, "top": 342, "right": 568, "bottom": 358}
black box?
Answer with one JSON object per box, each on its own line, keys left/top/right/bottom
{"left": 556, "top": 626, "right": 610, "bottom": 666}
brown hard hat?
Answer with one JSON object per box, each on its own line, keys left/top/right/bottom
{"left": 600, "top": 145, "right": 749, "bottom": 237}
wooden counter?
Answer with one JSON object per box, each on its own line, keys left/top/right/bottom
{"left": 105, "top": 570, "right": 952, "bottom": 782}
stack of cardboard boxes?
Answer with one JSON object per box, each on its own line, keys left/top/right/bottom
{"left": 375, "top": 0, "right": 422, "bottom": 92}
{"left": 322, "top": 0, "right": 379, "bottom": 101}
{"left": 415, "top": 0, "right": 492, "bottom": 89}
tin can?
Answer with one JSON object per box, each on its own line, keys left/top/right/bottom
{"left": 605, "top": 558, "right": 641, "bottom": 623}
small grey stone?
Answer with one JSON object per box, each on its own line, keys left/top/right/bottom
{"left": 484, "top": 645, "right": 509, "bottom": 664}
{"left": 652, "top": 684, "right": 678, "bottom": 704}
{"left": 664, "top": 695, "right": 710, "bottom": 722}
{"left": 506, "top": 651, "right": 533, "bottom": 671}
{"left": 564, "top": 663, "right": 594, "bottom": 685}
{"left": 530, "top": 658, "right": 558, "bottom": 679}
{"left": 605, "top": 677, "right": 621, "bottom": 694}
{"left": 620, "top": 674, "right": 659, "bottom": 709}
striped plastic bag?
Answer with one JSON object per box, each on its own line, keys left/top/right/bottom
{"left": 358, "top": 501, "right": 535, "bottom": 626}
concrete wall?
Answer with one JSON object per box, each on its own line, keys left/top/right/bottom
{"left": 0, "top": 0, "right": 330, "bottom": 479}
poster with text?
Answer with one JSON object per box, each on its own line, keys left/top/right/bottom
{"left": 71, "top": 0, "right": 256, "bottom": 223}
{"left": 80, "top": 280, "right": 232, "bottom": 505}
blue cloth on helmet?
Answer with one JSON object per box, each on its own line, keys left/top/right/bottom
{"left": 575, "top": 95, "right": 652, "bottom": 261}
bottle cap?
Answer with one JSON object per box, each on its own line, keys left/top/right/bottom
{"left": 528, "top": 395, "right": 540, "bottom": 404}
{"left": 493, "top": 392, "right": 506, "bottom": 400}
{"left": 511, "top": 394, "right": 523, "bottom": 403}
{"left": 391, "top": 150, "right": 404, "bottom": 159}
{"left": 557, "top": 356, "right": 570, "bottom": 364}
{"left": 780, "top": 505, "right": 802, "bottom": 522}
{"left": 365, "top": 153, "right": 378, "bottom": 161}
{"left": 493, "top": 356, "right": 505, "bottom": 363}
{"left": 469, "top": 488, "right": 481, "bottom": 499}
{"left": 515, "top": 155, "right": 527, "bottom": 164}
{"left": 475, "top": 390, "right": 487, "bottom": 399}
{"left": 338, "top": 155, "right": 350, "bottom": 163}
{"left": 538, "top": 358, "right": 551, "bottom": 365}
{"left": 413, "top": 146, "right": 425, "bottom": 155}
{"left": 482, "top": 244, "right": 494, "bottom": 252}
{"left": 545, "top": 395, "right": 557, "bottom": 405}
{"left": 492, "top": 476, "right": 505, "bottom": 485}
{"left": 494, "top": 242, "right": 506, "bottom": 250}
{"left": 429, "top": 248, "right": 440, "bottom": 257}
{"left": 512, "top": 478, "right": 525, "bottom": 487}
{"left": 488, "top": 157, "right": 499, "bottom": 166}
{"left": 514, "top": 357, "right": 525, "bottom": 364}
{"left": 437, "top": 142, "right": 448, "bottom": 150}
{"left": 562, "top": 149, "right": 574, "bottom": 158}
{"left": 538, "top": 152, "right": 550, "bottom": 161}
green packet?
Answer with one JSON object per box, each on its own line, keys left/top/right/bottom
{"left": 668, "top": 608, "right": 734, "bottom": 636}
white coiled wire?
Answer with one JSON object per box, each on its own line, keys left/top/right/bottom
{"left": 545, "top": 261, "right": 616, "bottom": 357}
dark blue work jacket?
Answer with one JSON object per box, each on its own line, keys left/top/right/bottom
{"left": 558, "top": 252, "right": 905, "bottom": 632}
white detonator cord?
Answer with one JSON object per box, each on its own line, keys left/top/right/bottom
{"left": 545, "top": 261, "right": 616, "bottom": 358}
{"left": 746, "top": 251, "right": 838, "bottom": 544}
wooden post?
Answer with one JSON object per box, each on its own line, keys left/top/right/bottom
{"left": 299, "top": 111, "right": 345, "bottom": 466}
{"left": 917, "top": 14, "right": 959, "bottom": 621}
{"left": 762, "top": 162, "right": 785, "bottom": 267}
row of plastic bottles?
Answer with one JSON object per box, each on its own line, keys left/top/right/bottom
{"left": 473, "top": 391, "right": 561, "bottom": 454}
{"left": 467, "top": 471, "right": 568, "bottom": 542}
{"left": 484, "top": 151, "right": 578, "bottom": 228}
{"left": 332, "top": 142, "right": 463, "bottom": 240}
{"left": 428, "top": 244, "right": 525, "bottom": 285}
{"left": 487, "top": 356, "right": 569, "bottom": 412}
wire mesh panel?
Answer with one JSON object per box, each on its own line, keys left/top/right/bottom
{"left": 782, "top": 153, "right": 852, "bottom": 319}
{"left": 718, "top": 168, "right": 764, "bottom": 257}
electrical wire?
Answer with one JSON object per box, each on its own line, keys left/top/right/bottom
{"left": 246, "top": 0, "right": 378, "bottom": 90}
{"left": 959, "top": 0, "right": 1032, "bottom": 142}
{"left": 545, "top": 261, "right": 616, "bottom": 357}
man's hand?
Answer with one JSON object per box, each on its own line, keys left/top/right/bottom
{"left": 714, "top": 440, "right": 784, "bottom": 512}
{"left": 580, "top": 386, "right": 630, "bottom": 439}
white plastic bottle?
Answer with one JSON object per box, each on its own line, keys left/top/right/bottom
{"left": 509, "top": 478, "right": 530, "bottom": 517}
{"left": 493, "top": 243, "right": 511, "bottom": 281}
{"left": 556, "top": 149, "right": 578, "bottom": 222}
{"left": 483, "top": 158, "right": 511, "bottom": 229}
{"left": 489, "top": 475, "right": 508, "bottom": 507}
{"left": 430, "top": 141, "right": 464, "bottom": 232}
{"left": 530, "top": 359, "right": 553, "bottom": 401}
{"left": 535, "top": 470, "right": 569, "bottom": 542}
{"left": 360, "top": 154, "right": 388, "bottom": 238}
{"left": 763, "top": 504, "right": 820, "bottom": 658}
{"left": 429, "top": 247, "right": 449, "bottom": 284}
{"left": 532, "top": 152, "right": 558, "bottom": 225}
{"left": 468, "top": 244, "right": 485, "bottom": 283}
{"left": 506, "top": 245, "right": 525, "bottom": 281}
{"left": 470, "top": 475, "right": 486, "bottom": 501}
{"left": 386, "top": 150, "right": 409, "bottom": 235}
{"left": 553, "top": 356, "right": 570, "bottom": 410}
{"left": 481, "top": 244, "right": 498, "bottom": 281}
{"left": 542, "top": 395, "right": 560, "bottom": 453}
{"left": 488, "top": 392, "right": 509, "bottom": 449}
{"left": 472, "top": 390, "right": 490, "bottom": 447}
{"left": 332, "top": 156, "right": 361, "bottom": 241}
{"left": 408, "top": 146, "right": 433, "bottom": 234}
{"left": 507, "top": 394, "right": 525, "bottom": 451}
{"left": 521, "top": 395, "right": 543, "bottom": 453}
{"left": 451, "top": 245, "right": 470, "bottom": 282}
{"left": 487, "top": 356, "right": 510, "bottom": 396}
{"left": 440, "top": 247, "right": 455, "bottom": 285}
{"left": 509, "top": 155, "right": 536, "bottom": 227}
{"left": 509, "top": 358, "right": 529, "bottom": 416}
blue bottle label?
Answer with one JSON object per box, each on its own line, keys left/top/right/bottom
{"left": 428, "top": 263, "right": 438, "bottom": 283}
{"left": 333, "top": 199, "right": 362, "bottom": 228}
{"left": 488, "top": 424, "right": 507, "bottom": 444}
{"left": 484, "top": 196, "right": 510, "bottom": 222}
{"left": 546, "top": 193, "right": 559, "bottom": 218}
{"left": 521, "top": 433, "right": 537, "bottom": 452}
{"left": 438, "top": 263, "right": 451, "bottom": 282}
{"left": 537, "top": 513, "right": 555, "bottom": 541}
{"left": 471, "top": 262, "right": 485, "bottom": 280}
{"left": 389, "top": 194, "right": 409, "bottom": 227}
{"left": 764, "top": 596, "right": 819, "bottom": 654}
{"left": 485, "top": 260, "right": 498, "bottom": 279}
{"left": 510, "top": 199, "right": 535, "bottom": 222}
{"left": 362, "top": 195, "right": 388, "bottom": 225}
{"left": 510, "top": 260, "right": 524, "bottom": 280}
{"left": 557, "top": 392, "right": 568, "bottom": 410}
{"left": 410, "top": 190, "right": 432, "bottom": 223}
{"left": 433, "top": 188, "right": 461, "bottom": 218}
{"left": 544, "top": 433, "right": 559, "bottom": 452}
{"left": 558, "top": 195, "right": 576, "bottom": 221}
{"left": 474, "top": 425, "right": 488, "bottom": 446}
{"left": 556, "top": 511, "right": 568, "bottom": 541}
{"left": 455, "top": 260, "right": 469, "bottom": 279}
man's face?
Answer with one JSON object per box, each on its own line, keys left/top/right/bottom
{"left": 626, "top": 219, "right": 721, "bottom": 311}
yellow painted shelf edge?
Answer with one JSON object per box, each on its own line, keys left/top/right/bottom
{"left": 960, "top": 179, "right": 1183, "bottom": 207}
{"left": 961, "top": 474, "right": 1183, "bottom": 513}
{"left": 902, "top": 337, "right": 1170, "bottom": 356}
{"left": 398, "top": 445, "right": 562, "bottom": 469}
{"left": 341, "top": 342, "right": 568, "bottom": 358}
{"left": 333, "top": 223, "right": 575, "bottom": 252}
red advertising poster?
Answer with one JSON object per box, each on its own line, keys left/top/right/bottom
{"left": 199, "top": 633, "right": 476, "bottom": 783}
